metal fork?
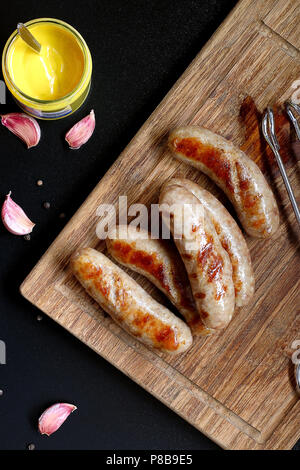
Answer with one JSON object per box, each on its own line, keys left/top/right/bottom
{"left": 262, "top": 105, "right": 300, "bottom": 394}
{"left": 262, "top": 105, "right": 300, "bottom": 227}
{"left": 286, "top": 100, "right": 300, "bottom": 141}
{"left": 284, "top": 102, "right": 300, "bottom": 393}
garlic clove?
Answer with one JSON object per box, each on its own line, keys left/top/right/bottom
{"left": 2, "top": 192, "right": 35, "bottom": 235}
{"left": 1, "top": 113, "right": 41, "bottom": 149}
{"left": 38, "top": 403, "right": 77, "bottom": 436}
{"left": 65, "top": 109, "right": 95, "bottom": 149}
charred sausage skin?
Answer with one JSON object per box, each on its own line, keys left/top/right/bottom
{"left": 71, "top": 247, "right": 193, "bottom": 354}
{"left": 159, "top": 185, "right": 235, "bottom": 330}
{"left": 163, "top": 178, "right": 255, "bottom": 307}
{"left": 168, "top": 126, "right": 279, "bottom": 238}
{"left": 107, "top": 225, "right": 213, "bottom": 336}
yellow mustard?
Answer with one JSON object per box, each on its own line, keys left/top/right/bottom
{"left": 2, "top": 19, "right": 92, "bottom": 119}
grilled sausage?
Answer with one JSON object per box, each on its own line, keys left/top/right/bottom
{"left": 162, "top": 178, "right": 255, "bottom": 307}
{"left": 168, "top": 126, "right": 279, "bottom": 238}
{"left": 106, "top": 225, "right": 213, "bottom": 336}
{"left": 159, "top": 184, "right": 235, "bottom": 330}
{"left": 71, "top": 247, "right": 193, "bottom": 354}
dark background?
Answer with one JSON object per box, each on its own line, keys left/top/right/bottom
{"left": 0, "top": 0, "right": 298, "bottom": 451}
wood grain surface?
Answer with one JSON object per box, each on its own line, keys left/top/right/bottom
{"left": 20, "top": 0, "right": 300, "bottom": 450}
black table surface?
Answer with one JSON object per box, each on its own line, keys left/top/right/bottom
{"left": 0, "top": 0, "right": 298, "bottom": 451}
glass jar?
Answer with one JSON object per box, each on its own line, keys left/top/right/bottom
{"left": 2, "top": 18, "right": 92, "bottom": 120}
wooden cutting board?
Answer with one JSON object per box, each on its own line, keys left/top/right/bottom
{"left": 20, "top": 0, "right": 300, "bottom": 450}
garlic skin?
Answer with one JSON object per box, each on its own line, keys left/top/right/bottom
{"left": 2, "top": 192, "right": 35, "bottom": 235}
{"left": 1, "top": 113, "right": 41, "bottom": 149}
{"left": 65, "top": 109, "right": 95, "bottom": 149}
{"left": 38, "top": 403, "right": 77, "bottom": 436}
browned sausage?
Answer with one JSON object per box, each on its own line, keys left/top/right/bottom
{"left": 71, "top": 247, "right": 193, "bottom": 354}
{"left": 168, "top": 126, "right": 279, "bottom": 238}
{"left": 162, "top": 178, "right": 255, "bottom": 307}
{"left": 159, "top": 184, "right": 235, "bottom": 329}
{"left": 106, "top": 225, "right": 213, "bottom": 336}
